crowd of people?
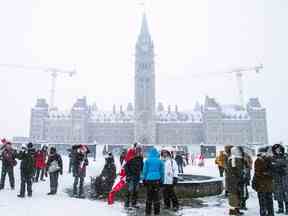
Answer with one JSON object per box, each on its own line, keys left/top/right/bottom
{"left": 215, "top": 143, "right": 288, "bottom": 216}
{"left": 0, "top": 140, "right": 181, "bottom": 215}
{"left": 0, "top": 141, "right": 91, "bottom": 198}
{"left": 5, "top": 138, "right": 288, "bottom": 216}
{"left": 95, "top": 144, "right": 180, "bottom": 215}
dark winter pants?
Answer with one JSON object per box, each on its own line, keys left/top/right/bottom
{"left": 257, "top": 192, "right": 274, "bottom": 216}
{"left": 240, "top": 184, "right": 249, "bottom": 209}
{"left": 177, "top": 163, "right": 183, "bottom": 174}
{"left": 68, "top": 159, "right": 72, "bottom": 173}
{"left": 218, "top": 166, "right": 224, "bottom": 177}
{"left": 49, "top": 172, "right": 59, "bottom": 194}
{"left": 125, "top": 177, "right": 140, "bottom": 207}
{"left": 73, "top": 176, "right": 84, "bottom": 196}
{"left": 145, "top": 180, "right": 161, "bottom": 215}
{"left": 94, "top": 176, "right": 113, "bottom": 197}
{"left": 35, "top": 168, "right": 45, "bottom": 182}
{"left": 162, "top": 184, "right": 179, "bottom": 209}
{"left": 20, "top": 172, "right": 33, "bottom": 196}
{"left": 0, "top": 165, "right": 14, "bottom": 189}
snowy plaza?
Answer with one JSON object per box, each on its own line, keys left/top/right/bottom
{"left": 0, "top": 144, "right": 265, "bottom": 216}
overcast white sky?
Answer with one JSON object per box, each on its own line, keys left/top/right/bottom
{"left": 0, "top": 0, "right": 287, "bottom": 144}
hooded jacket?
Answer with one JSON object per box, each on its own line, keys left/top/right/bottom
{"left": 162, "top": 157, "right": 178, "bottom": 185}
{"left": 142, "top": 147, "right": 164, "bottom": 182}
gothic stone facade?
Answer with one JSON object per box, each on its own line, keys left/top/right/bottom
{"left": 29, "top": 15, "right": 268, "bottom": 146}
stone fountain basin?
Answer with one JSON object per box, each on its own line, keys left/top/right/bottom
{"left": 98, "top": 174, "right": 223, "bottom": 200}
{"left": 175, "top": 174, "right": 223, "bottom": 198}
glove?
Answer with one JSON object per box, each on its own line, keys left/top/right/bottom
{"left": 173, "top": 177, "right": 178, "bottom": 185}
{"left": 45, "top": 172, "right": 48, "bottom": 177}
{"left": 60, "top": 170, "right": 63, "bottom": 175}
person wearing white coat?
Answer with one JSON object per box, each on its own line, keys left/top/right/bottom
{"left": 161, "top": 149, "right": 179, "bottom": 211}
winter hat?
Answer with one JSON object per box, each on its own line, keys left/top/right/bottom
{"left": 272, "top": 143, "right": 285, "bottom": 155}
{"left": 50, "top": 147, "right": 56, "bottom": 154}
{"left": 41, "top": 144, "right": 48, "bottom": 150}
{"left": 230, "top": 146, "right": 243, "bottom": 159}
{"left": 105, "top": 152, "right": 114, "bottom": 164}
{"left": 1, "top": 138, "right": 7, "bottom": 144}
{"left": 224, "top": 145, "right": 234, "bottom": 155}
{"left": 125, "top": 148, "right": 136, "bottom": 162}
{"left": 27, "top": 142, "right": 33, "bottom": 149}
{"left": 21, "top": 143, "right": 27, "bottom": 150}
{"left": 78, "top": 144, "right": 90, "bottom": 155}
{"left": 161, "top": 148, "right": 172, "bottom": 157}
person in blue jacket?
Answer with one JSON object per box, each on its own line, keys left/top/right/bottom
{"left": 142, "top": 147, "right": 164, "bottom": 216}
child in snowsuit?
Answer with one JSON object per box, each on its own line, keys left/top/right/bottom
{"left": 94, "top": 152, "right": 116, "bottom": 198}
{"left": 142, "top": 147, "right": 164, "bottom": 216}
{"left": 72, "top": 144, "right": 89, "bottom": 198}
{"left": 17, "top": 143, "right": 35, "bottom": 198}
{"left": 46, "top": 147, "right": 63, "bottom": 195}
{"left": 124, "top": 146, "right": 143, "bottom": 208}
{"left": 0, "top": 142, "right": 17, "bottom": 190}
{"left": 161, "top": 148, "right": 179, "bottom": 211}
{"left": 34, "top": 145, "right": 48, "bottom": 182}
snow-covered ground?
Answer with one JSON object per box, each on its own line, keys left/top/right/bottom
{"left": 0, "top": 146, "right": 266, "bottom": 216}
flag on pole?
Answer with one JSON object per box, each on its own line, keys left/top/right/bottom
{"left": 108, "top": 148, "right": 136, "bottom": 205}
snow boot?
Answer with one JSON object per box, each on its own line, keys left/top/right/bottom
{"left": 17, "top": 194, "right": 25, "bottom": 198}
{"left": 229, "top": 209, "right": 238, "bottom": 215}
{"left": 276, "top": 209, "right": 284, "bottom": 214}
{"left": 236, "top": 208, "right": 244, "bottom": 215}
{"left": 277, "top": 201, "right": 284, "bottom": 213}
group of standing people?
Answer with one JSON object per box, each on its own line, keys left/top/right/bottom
{"left": 120, "top": 145, "right": 179, "bottom": 216}
{"left": 216, "top": 143, "right": 288, "bottom": 216}
{"left": 254, "top": 143, "right": 288, "bottom": 216}
{"left": 0, "top": 141, "right": 63, "bottom": 197}
{"left": 215, "top": 145, "right": 253, "bottom": 215}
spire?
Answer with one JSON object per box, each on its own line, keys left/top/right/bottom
{"left": 140, "top": 13, "right": 150, "bottom": 36}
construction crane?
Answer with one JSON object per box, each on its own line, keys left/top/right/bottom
{"left": 167, "top": 63, "right": 263, "bottom": 108}
{"left": 226, "top": 64, "right": 263, "bottom": 108}
{"left": 0, "top": 64, "right": 76, "bottom": 109}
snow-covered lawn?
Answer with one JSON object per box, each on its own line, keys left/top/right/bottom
{"left": 0, "top": 150, "right": 266, "bottom": 216}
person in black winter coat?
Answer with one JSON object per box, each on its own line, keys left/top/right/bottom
{"left": 46, "top": 147, "right": 63, "bottom": 195}
{"left": 124, "top": 147, "right": 144, "bottom": 208}
{"left": 94, "top": 152, "right": 116, "bottom": 198}
{"left": 17, "top": 142, "right": 35, "bottom": 198}
{"left": 175, "top": 154, "right": 184, "bottom": 174}
{"left": 72, "top": 144, "right": 89, "bottom": 198}
{"left": 271, "top": 143, "right": 288, "bottom": 214}
{"left": 0, "top": 142, "right": 17, "bottom": 190}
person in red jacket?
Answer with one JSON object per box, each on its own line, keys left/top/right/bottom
{"left": 34, "top": 145, "right": 48, "bottom": 182}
